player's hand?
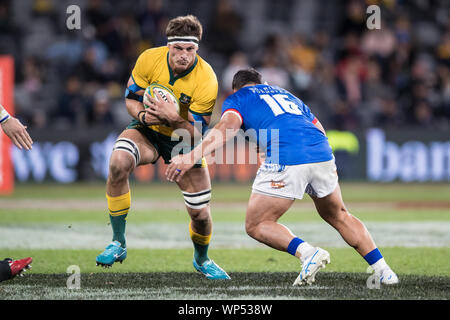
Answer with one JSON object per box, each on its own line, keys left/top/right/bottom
{"left": 145, "top": 90, "right": 180, "bottom": 125}
{"left": 142, "top": 110, "right": 168, "bottom": 126}
{"left": 140, "top": 93, "right": 166, "bottom": 126}
{"left": 166, "top": 154, "right": 195, "bottom": 182}
{"left": 1, "top": 117, "right": 33, "bottom": 150}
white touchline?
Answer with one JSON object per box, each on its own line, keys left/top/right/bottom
{"left": 0, "top": 221, "right": 449, "bottom": 249}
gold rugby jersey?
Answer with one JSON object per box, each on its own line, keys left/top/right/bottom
{"left": 131, "top": 46, "right": 218, "bottom": 137}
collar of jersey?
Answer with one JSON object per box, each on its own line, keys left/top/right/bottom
{"left": 167, "top": 53, "right": 198, "bottom": 85}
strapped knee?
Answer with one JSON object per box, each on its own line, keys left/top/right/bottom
{"left": 183, "top": 189, "right": 211, "bottom": 210}
{"left": 113, "top": 138, "right": 140, "bottom": 167}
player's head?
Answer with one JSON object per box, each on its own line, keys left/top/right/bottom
{"left": 232, "top": 68, "right": 262, "bottom": 91}
{"left": 166, "top": 15, "right": 203, "bottom": 74}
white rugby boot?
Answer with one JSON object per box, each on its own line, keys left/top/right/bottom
{"left": 293, "top": 247, "right": 330, "bottom": 286}
{"left": 379, "top": 267, "right": 399, "bottom": 285}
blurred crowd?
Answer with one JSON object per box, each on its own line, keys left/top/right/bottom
{"left": 1, "top": 0, "right": 450, "bottom": 131}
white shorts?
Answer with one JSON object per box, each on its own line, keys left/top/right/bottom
{"left": 252, "top": 158, "right": 338, "bottom": 200}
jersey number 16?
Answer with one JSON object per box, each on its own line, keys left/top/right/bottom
{"left": 260, "top": 94, "right": 303, "bottom": 116}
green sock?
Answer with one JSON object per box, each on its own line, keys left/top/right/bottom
{"left": 106, "top": 191, "right": 130, "bottom": 248}
{"left": 189, "top": 222, "right": 211, "bottom": 265}
{"left": 193, "top": 242, "right": 210, "bottom": 265}
{"left": 109, "top": 214, "right": 127, "bottom": 248}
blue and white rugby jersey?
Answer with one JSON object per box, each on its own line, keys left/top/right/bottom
{"left": 221, "top": 84, "right": 333, "bottom": 165}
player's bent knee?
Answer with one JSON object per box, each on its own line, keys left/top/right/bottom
{"left": 335, "top": 207, "right": 350, "bottom": 223}
{"left": 245, "top": 220, "right": 260, "bottom": 239}
{"left": 320, "top": 202, "right": 348, "bottom": 224}
{"left": 245, "top": 223, "right": 254, "bottom": 238}
{"left": 188, "top": 208, "right": 211, "bottom": 226}
{"left": 108, "top": 164, "right": 131, "bottom": 186}
{"left": 109, "top": 154, "right": 134, "bottom": 183}
{"left": 329, "top": 207, "right": 353, "bottom": 230}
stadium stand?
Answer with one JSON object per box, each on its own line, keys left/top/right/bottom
{"left": 1, "top": 0, "right": 449, "bottom": 131}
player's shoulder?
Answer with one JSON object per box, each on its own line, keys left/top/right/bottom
{"left": 138, "top": 46, "right": 168, "bottom": 62}
{"left": 232, "top": 85, "right": 259, "bottom": 99}
{"left": 225, "top": 84, "right": 270, "bottom": 106}
{"left": 191, "top": 55, "right": 218, "bottom": 101}
{"left": 223, "top": 90, "right": 243, "bottom": 109}
{"left": 195, "top": 54, "right": 217, "bottom": 83}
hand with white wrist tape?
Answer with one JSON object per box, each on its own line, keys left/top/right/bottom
{"left": 0, "top": 107, "right": 33, "bottom": 150}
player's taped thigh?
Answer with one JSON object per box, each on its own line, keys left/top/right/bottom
{"left": 112, "top": 138, "right": 141, "bottom": 167}
{"left": 182, "top": 189, "right": 211, "bottom": 210}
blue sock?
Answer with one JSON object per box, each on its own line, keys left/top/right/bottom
{"left": 364, "top": 248, "right": 383, "bottom": 265}
{"left": 287, "top": 237, "right": 304, "bottom": 256}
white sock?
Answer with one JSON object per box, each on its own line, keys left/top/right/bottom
{"left": 297, "top": 242, "right": 316, "bottom": 262}
{"left": 371, "top": 258, "right": 389, "bottom": 273}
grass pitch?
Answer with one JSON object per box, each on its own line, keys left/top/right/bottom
{"left": 0, "top": 182, "right": 449, "bottom": 300}
{"left": 2, "top": 272, "right": 449, "bottom": 300}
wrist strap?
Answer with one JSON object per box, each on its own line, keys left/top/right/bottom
{"left": 137, "top": 110, "right": 148, "bottom": 126}
{"left": 0, "top": 108, "right": 10, "bottom": 124}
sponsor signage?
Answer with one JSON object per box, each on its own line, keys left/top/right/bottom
{"left": 7, "top": 128, "right": 450, "bottom": 183}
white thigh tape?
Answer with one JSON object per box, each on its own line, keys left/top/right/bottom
{"left": 183, "top": 189, "right": 211, "bottom": 209}
{"left": 113, "top": 138, "right": 140, "bottom": 166}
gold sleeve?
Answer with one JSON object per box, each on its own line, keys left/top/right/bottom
{"left": 131, "top": 50, "right": 152, "bottom": 89}
{"left": 189, "top": 74, "right": 218, "bottom": 116}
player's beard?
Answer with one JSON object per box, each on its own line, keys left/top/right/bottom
{"left": 173, "top": 67, "right": 186, "bottom": 74}
{"left": 172, "top": 59, "right": 192, "bottom": 74}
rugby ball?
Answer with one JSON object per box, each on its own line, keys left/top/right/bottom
{"left": 144, "top": 83, "right": 180, "bottom": 113}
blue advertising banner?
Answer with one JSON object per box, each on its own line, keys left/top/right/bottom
{"left": 10, "top": 128, "right": 450, "bottom": 183}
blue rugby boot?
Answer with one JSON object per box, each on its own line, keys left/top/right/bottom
{"left": 193, "top": 259, "right": 231, "bottom": 280}
{"left": 96, "top": 241, "right": 127, "bottom": 268}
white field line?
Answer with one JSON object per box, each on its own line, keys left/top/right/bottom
{"left": 0, "top": 221, "right": 449, "bottom": 249}
{"left": 0, "top": 199, "right": 399, "bottom": 211}
{"left": 0, "top": 284, "right": 319, "bottom": 300}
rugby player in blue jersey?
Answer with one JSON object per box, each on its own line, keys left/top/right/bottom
{"left": 160, "top": 68, "right": 398, "bottom": 286}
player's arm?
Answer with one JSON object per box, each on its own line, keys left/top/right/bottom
{"left": 125, "top": 77, "right": 168, "bottom": 126}
{"left": 191, "top": 112, "right": 240, "bottom": 161}
{"left": 165, "top": 111, "right": 241, "bottom": 182}
{"left": 0, "top": 104, "right": 33, "bottom": 150}
{"left": 124, "top": 76, "right": 145, "bottom": 121}
{"left": 127, "top": 48, "right": 169, "bottom": 126}
{"left": 187, "top": 110, "right": 211, "bottom": 138}
{"left": 145, "top": 91, "right": 203, "bottom": 141}
{"left": 149, "top": 72, "right": 218, "bottom": 143}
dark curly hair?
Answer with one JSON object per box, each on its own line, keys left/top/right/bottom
{"left": 166, "top": 15, "right": 203, "bottom": 41}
